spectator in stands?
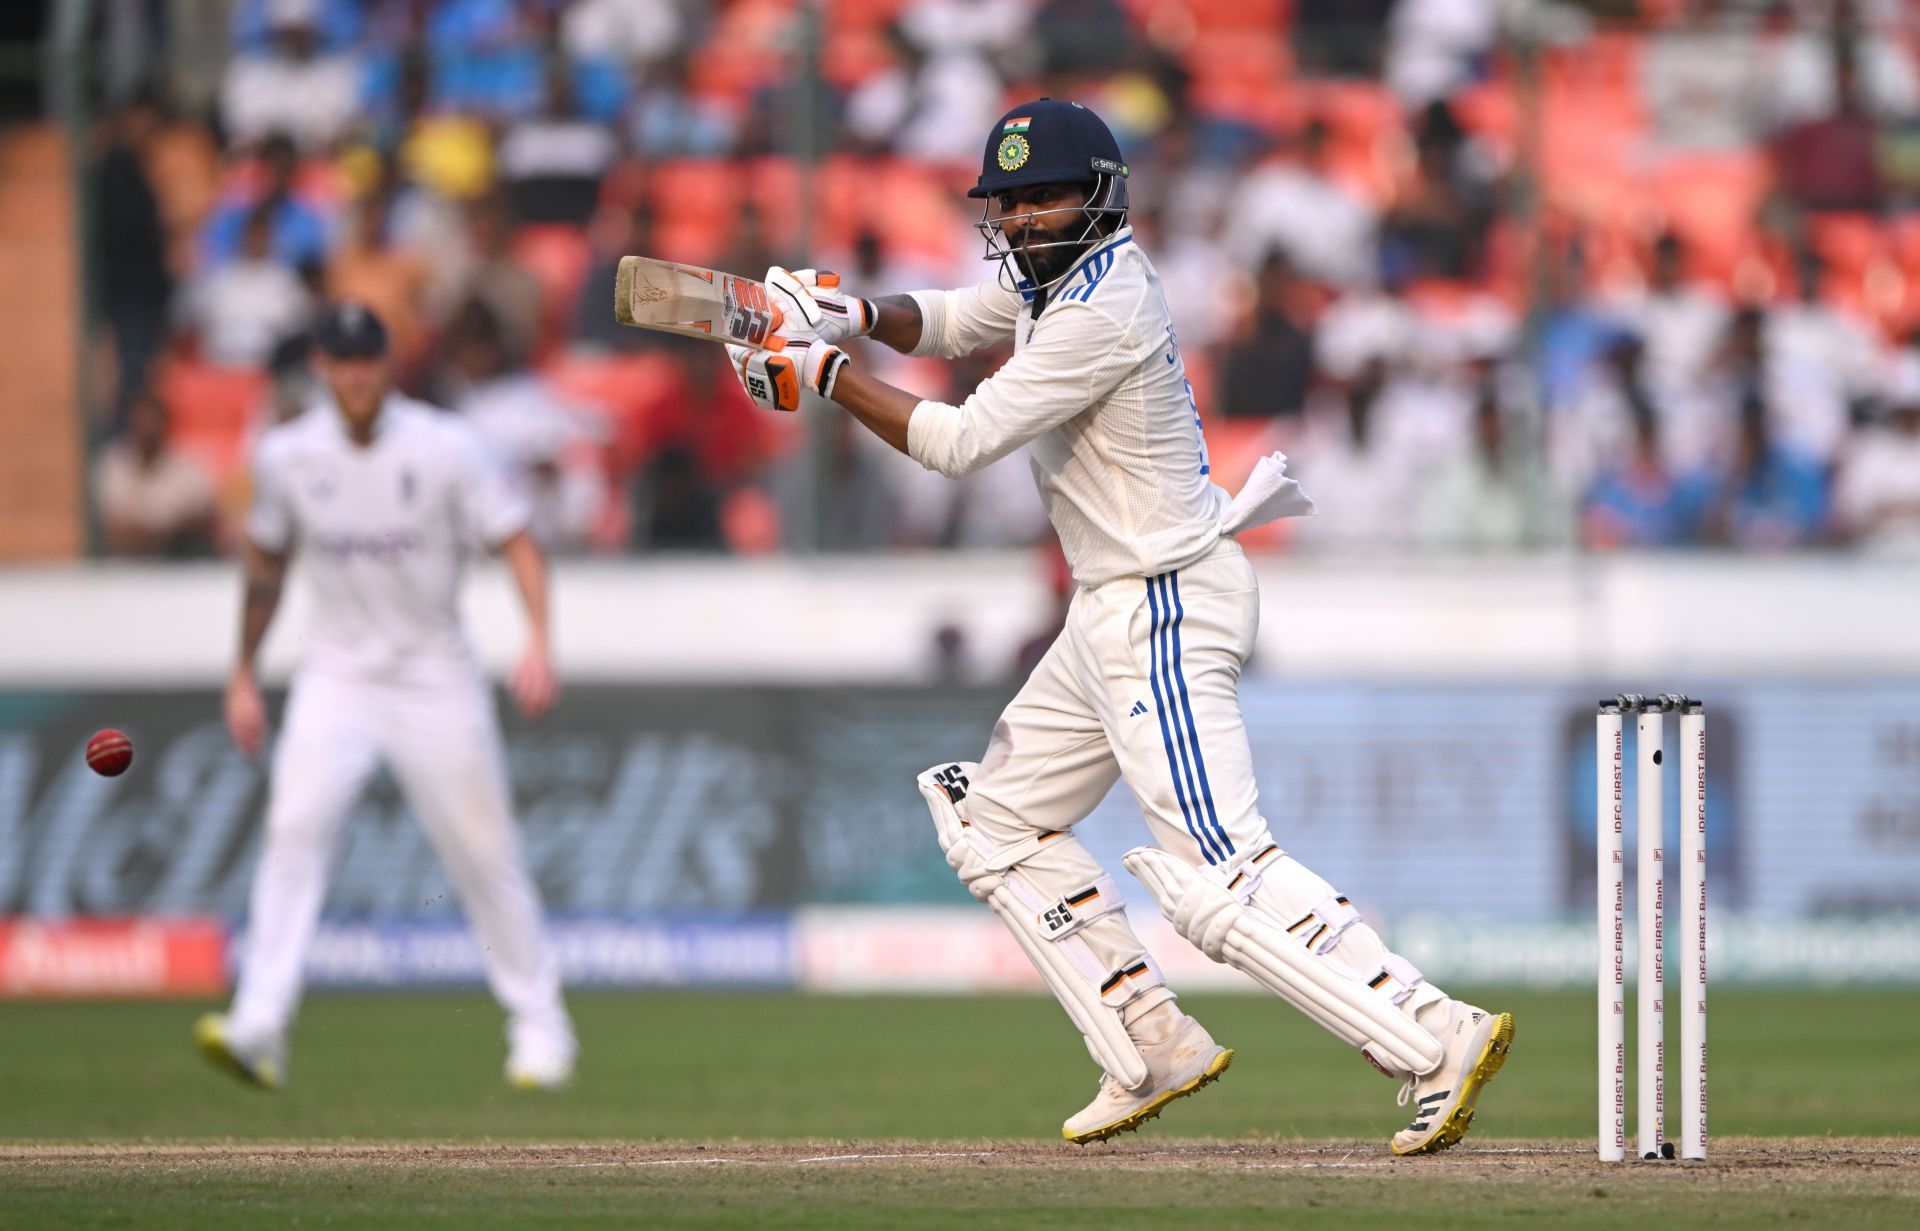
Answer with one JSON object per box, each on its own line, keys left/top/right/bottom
{"left": 1420, "top": 374, "right": 1570, "bottom": 550}
{"left": 443, "top": 300, "right": 605, "bottom": 554}
{"left": 220, "top": 0, "right": 363, "bottom": 153}
{"left": 1641, "top": 0, "right": 1765, "bottom": 153}
{"left": 1763, "top": 249, "right": 1876, "bottom": 463}
{"left": 1763, "top": 0, "right": 1919, "bottom": 128}
{"left": 845, "top": 18, "right": 1009, "bottom": 165}
{"left": 175, "top": 205, "right": 316, "bottom": 368}
{"left": 720, "top": 201, "right": 781, "bottom": 298}
{"left": 1771, "top": 32, "right": 1885, "bottom": 213}
{"left": 1385, "top": 0, "right": 1499, "bottom": 108}
{"left": 261, "top": 332, "right": 315, "bottom": 427}
{"left": 633, "top": 443, "right": 725, "bottom": 551}
{"left": 449, "top": 193, "right": 544, "bottom": 365}
{"left": 199, "top": 131, "right": 332, "bottom": 270}
{"left": 1131, "top": 204, "right": 1239, "bottom": 351}
{"left": 93, "top": 387, "right": 217, "bottom": 558}
{"left": 1294, "top": 0, "right": 1394, "bottom": 79}
{"left": 1218, "top": 251, "right": 1315, "bottom": 420}
{"left": 574, "top": 200, "right": 668, "bottom": 355}
{"left": 230, "top": 0, "right": 361, "bottom": 52}
{"left": 1581, "top": 393, "right": 1711, "bottom": 550}
{"left": 498, "top": 59, "right": 619, "bottom": 227}
{"left": 1702, "top": 393, "right": 1830, "bottom": 549}
{"left": 1034, "top": 0, "right": 1141, "bottom": 77}
{"left": 94, "top": 89, "right": 174, "bottom": 423}
{"left": 1288, "top": 358, "right": 1421, "bottom": 550}
{"left": 561, "top": 0, "right": 685, "bottom": 78}
{"left": 425, "top": 0, "right": 545, "bottom": 120}
{"left": 327, "top": 178, "right": 430, "bottom": 371}
{"left": 1533, "top": 236, "right": 1622, "bottom": 413}
{"left": 628, "top": 53, "right": 737, "bottom": 159}
{"left": 1608, "top": 231, "right": 1728, "bottom": 401}
{"left": 1379, "top": 99, "right": 1498, "bottom": 283}
{"left": 1833, "top": 350, "right": 1920, "bottom": 554}
{"left": 1223, "top": 120, "right": 1377, "bottom": 288}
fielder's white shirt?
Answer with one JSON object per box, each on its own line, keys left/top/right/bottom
{"left": 906, "top": 227, "right": 1232, "bottom": 585}
{"left": 247, "top": 395, "right": 529, "bottom": 684}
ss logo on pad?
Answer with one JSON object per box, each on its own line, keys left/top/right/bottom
{"left": 1043, "top": 905, "right": 1074, "bottom": 932}
{"left": 933, "top": 764, "right": 970, "bottom": 801}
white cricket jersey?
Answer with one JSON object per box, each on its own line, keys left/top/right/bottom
{"left": 906, "top": 227, "right": 1232, "bottom": 585}
{"left": 246, "top": 395, "right": 529, "bottom": 684}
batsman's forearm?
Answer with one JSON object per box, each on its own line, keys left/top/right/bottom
{"left": 500, "top": 530, "right": 552, "bottom": 646}
{"left": 831, "top": 365, "right": 924, "bottom": 456}
{"left": 866, "top": 294, "right": 924, "bottom": 354}
{"left": 236, "top": 546, "right": 289, "bottom": 671}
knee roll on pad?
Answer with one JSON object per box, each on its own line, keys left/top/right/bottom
{"left": 1124, "top": 841, "right": 1443, "bottom": 1078}
{"left": 919, "top": 762, "right": 1157, "bottom": 1090}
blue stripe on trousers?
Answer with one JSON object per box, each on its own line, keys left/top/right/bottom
{"left": 1149, "top": 574, "right": 1224, "bottom": 863}
{"left": 1167, "top": 571, "right": 1234, "bottom": 857}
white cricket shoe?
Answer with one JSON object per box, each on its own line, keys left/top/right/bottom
{"left": 1062, "top": 1013, "right": 1233, "bottom": 1144}
{"left": 1389, "top": 1000, "right": 1515, "bottom": 1156}
{"left": 505, "top": 1048, "right": 575, "bottom": 1091}
{"left": 192, "top": 1013, "right": 284, "bottom": 1091}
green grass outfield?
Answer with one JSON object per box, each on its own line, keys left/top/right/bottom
{"left": 2, "top": 989, "right": 1917, "bottom": 1228}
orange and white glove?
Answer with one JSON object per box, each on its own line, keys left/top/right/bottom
{"left": 726, "top": 339, "right": 850, "bottom": 413}
{"left": 766, "top": 267, "right": 875, "bottom": 345}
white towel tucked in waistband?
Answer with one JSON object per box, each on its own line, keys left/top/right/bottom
{"left": 1218, "top": 451, "right": 1316, "bottom": 536}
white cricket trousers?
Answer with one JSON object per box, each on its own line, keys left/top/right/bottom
{"left": 971, "top": 542, "right": 1265, "bottom": 867}
{"left": 228, "top": 670, "right": 572, "bottom": 1059}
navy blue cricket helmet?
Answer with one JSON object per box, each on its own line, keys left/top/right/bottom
{"left": 969, "top": 98, "right": 1130, "bottom": 208}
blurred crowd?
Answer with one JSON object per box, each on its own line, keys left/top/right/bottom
{"left": 85, "top": 0, "right": 1920, "bottom": 562}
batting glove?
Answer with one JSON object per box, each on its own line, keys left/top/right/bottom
{"left": 727, "top": 339, "right": 850, "bottom": 413}
{"left": 766, "top": 266, "right": 875, "bottom": 345}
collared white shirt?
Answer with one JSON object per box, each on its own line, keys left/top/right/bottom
{"left": 247, "top": 394, "right": 528, "bottom": 683}
{"left": 905, "top": 227, "right": 1232, "bottom": 585}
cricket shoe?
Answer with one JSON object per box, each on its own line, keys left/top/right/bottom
{"left": 192, "top": 1013, "right": 284, "bottom": 1091}
{"left": 1062, "top": 1013, "right": 1233, "bottom": 1144}
{"left": 505, "top": 1049, "right": 575, "bottom": 1091}
{"left": 1388, "top": 1001, "right": 1515, "bottom": 1156}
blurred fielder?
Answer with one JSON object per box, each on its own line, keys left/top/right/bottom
{"left": 195, "top": 302, "right": 576, "bottom": 1091}
{"left": 726, "top": 99, "right": 1513, "bottom": 1152}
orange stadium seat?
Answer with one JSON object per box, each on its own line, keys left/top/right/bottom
{"left": 1187, "top": 30, "right": 1295, "bottom": 133}
{"left": 156, "top": 360, "right": 268, "bottom": 480}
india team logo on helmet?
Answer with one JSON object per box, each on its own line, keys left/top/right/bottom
{"left": 997, "top": 132, "right": 1031, "bottom": 171}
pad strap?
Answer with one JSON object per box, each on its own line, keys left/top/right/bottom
{"left": 1097, "top": 955, "right": 1166, "bottom": 1009}
{"left": 1036, "top": 874, "right": 1125, "bottom": 940}
{"left": 1286, "top": 895, "right": 1361, "bottom": 956}
{"left": 1369, "top": 954, "right": 1426, "bottom": 1007}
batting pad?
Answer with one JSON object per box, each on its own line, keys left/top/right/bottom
{"left": 1125, "top": 842, "right": 1444, "bottom": 1078}
{"left": 919, "top": 763, "right": 1156, "bottom": 1091}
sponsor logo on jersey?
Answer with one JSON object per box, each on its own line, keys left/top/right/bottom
{"left": 310, "top": 530, "right": 424, "bottom": 561}
{"left": 997, "top": 132, "right": 1030, "bottom": 171}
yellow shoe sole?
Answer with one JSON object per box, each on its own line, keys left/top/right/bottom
{"left": 1392, "top": 1012, "right": 1515, "bottom": 1157}
{"left": 193, "top": 1015, "right": 281, "bottom": 1091}
{"left": 1063, "top": 1047, "right": 1234, "bottom": 1145}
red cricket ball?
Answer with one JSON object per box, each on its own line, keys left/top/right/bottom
{"left": 86, "top": 728, "right": 134, "bottom": 777}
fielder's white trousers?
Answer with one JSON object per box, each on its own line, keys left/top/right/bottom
{"left": 228, "top": 670, "right": 573, "bottom": 1060}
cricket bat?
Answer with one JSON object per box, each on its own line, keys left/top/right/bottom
{"left": 613, "top": 256, "right": 784, "bottom": 348}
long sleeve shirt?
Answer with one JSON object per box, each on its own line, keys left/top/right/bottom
{"left": 905, "top": 228, "right": 1232, "bottom": 585}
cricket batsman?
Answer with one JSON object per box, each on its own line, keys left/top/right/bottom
{"left": 726, "top": 99, "right": 1513, "bottom": 1152}
{"left": 194, "top": 302, "right": 577, "bottom": 1091}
